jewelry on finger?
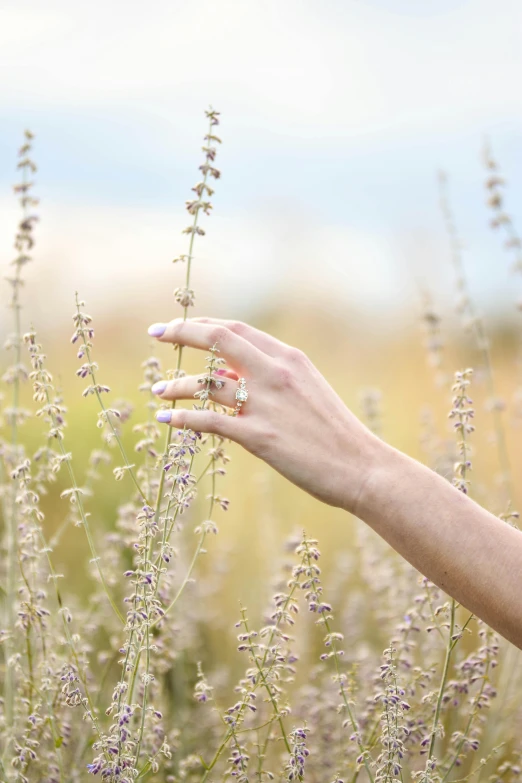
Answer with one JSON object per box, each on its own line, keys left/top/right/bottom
{"left": 233, "top": 377, "right": 249, "bottom": 416}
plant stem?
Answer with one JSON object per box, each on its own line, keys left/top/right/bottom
{"left": 440, "top": 175, "right": 514, "bottom": 507}
{"left": 75, "top": 294, "right": 150, "bottom": 506}
{"left": 200, "top": 560, "right": 307, "bottom": 780}
{"left": 428, "top": 600, "right": 456, "bottom": 760}
{"left": 4, "top": 144, "right": 29, "bottom": 739}
{"left": 30, "top": 336, "right": 124, "bottom": 624}
{"left": 152, "top": 112, "right": 216, "bottom": 532}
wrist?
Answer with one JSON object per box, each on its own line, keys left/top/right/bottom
{"left": 339, "top": 430, "right": 399, "bottom": 517}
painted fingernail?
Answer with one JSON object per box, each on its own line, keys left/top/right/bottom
{"left": 156, "top": 410, "right": 172, "bottom": 423}
{"left": 215, "top": 369, "right": 227, "bottom": 376}
{"left": 151, "top": 381, "right": 168, "bottom": 395}
{"left": 148, "top": 323, "right": 167, "bottom": 337}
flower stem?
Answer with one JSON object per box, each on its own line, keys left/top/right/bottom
{"left": 74, "top": 293, "right": 150, "bottom": 506}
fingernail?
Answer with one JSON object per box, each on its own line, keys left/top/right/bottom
{"left": 215, "top": 369, "right": 227, "bottom": 376}
{"left": 151, "top": 381, "right": 168, "bottom": 395}
{"left": 148, "top": 323, "right": 167, "bottom": 337}
{"left": 156, "top": 410, "right": 172, "bottom": 423}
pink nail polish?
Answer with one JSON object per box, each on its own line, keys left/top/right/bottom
{"left": 215, "top": 369, "right": 227, "bottom": 376}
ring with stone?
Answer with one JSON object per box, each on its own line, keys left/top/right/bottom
{"left": 233, "top": 377, "right": 249, "bottom": 416}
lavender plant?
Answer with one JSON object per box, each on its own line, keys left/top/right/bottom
{"left": 439, "top": 172, "right": 515, "bottom": 516}
{"left": 0, "top": 116, "right": 521, "bottom": 783}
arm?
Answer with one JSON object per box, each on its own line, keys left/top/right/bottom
{"left": 354, "top": 441, "right": 522, "bottom": 648}
{"left": 148, "top": 315, "right": 522, "bottom": 650}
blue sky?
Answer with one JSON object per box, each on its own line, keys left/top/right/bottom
{"left": 1, "top": 0, "right": 522, "bottom": 330}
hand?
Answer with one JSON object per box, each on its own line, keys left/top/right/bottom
{"left": 146, "top": 318, "right": 522, "bottom": 650}
{"left": 147, "top": 317, "right": 383, "bottom": 511}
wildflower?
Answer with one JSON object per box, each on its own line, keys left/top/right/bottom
{"left": 285, "top": 727, "right": 310, "bottom": 781}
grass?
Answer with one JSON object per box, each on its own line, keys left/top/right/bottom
{"left": 0, "top": 113, "right": 522, "bottom": 783}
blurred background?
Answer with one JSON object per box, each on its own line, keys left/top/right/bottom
{"left": 2, "top": 0, "right": 522, "bottom": 632}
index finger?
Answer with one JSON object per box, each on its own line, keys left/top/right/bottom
{"left": 148, "top": 318, "right": 269, "bottom": 373}
{"left": 190, "top": 317, "right": 292, "bottom": 359}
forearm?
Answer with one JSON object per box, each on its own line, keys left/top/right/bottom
{"left": 350, "top": 440, "right": 522, "bottom": 649}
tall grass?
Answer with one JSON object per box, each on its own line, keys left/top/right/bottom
{"left": 0, "top": 113, "right": 521, "bottom": 782}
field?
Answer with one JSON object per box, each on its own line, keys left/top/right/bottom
{"left": 1, "top": 116, "right": 522, "bottom": 783}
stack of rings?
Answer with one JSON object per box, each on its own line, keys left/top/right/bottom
{"left": 233, "top": 378, "right": 249, "bottom": 416}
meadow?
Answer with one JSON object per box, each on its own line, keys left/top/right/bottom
{"left": 1, "top": 112, "right": 522, "bottom": 782}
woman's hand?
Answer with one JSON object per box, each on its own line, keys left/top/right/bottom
{"left": 148, "top": 316, "right": 522, "bottom": 649}
{"left": 147, "top": 316, "right": 383, "bottom": 511}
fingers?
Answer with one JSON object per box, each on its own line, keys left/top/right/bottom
{"left": 148, "top": 319, "right": 269, "bottom": 373}
{"left": 156, "top": 406, "right": 241, "bottom": 439}
{"left": 151, "top": 374, "right": 238, "bottom": 409}
{"left": 189, "top": 317, "right": 292, "bottom": 359}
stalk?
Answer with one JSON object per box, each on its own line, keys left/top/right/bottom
{"left": 299, "top": 537, "right": 375, "bottom": 783}
{"left": 24, "top": 330, "right": 124, "bottom": 624}
{"left": 440, "top": 645, "right": 492, "bottom": 782}
{"left": 428, "top": 369, "right": 475, "bottom": 762}
{"left": 440, "top": 173, "right": 514, "bottom": 510}
{"left": 3, "top": 130, "right": 38, "bottom": 741}
{"left": 96, "top": 109, "right": 223, "bottom": 781}
{"left": 74, "top": 293, "right": 150, "bottom": 506}
{"left": 427, "top": 601, "right": 456, "bottom": 760}
{"left": 152, "top": 108, "right": 221, "bottom": 533}
{"left": 132, "top": 351, "right": 224, "bottom": 769}
{"left": 32, "top": 507, "right": 109, "bottom": 755}
{"left": 126, "top": 110, "right": 223, "bottom": 703}
{"left": 200, "top": 578, "right": 303, "bottom": 780}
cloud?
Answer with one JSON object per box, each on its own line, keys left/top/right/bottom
{"left": 1, "top": 0, "right": 521, "bottom": 137}
{"left": 0, "top": 0, "right": 520, "bottom": 332}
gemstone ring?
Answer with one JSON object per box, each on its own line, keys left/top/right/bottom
{"left": 232, "top": 378, "right": 249, "bottom": 416}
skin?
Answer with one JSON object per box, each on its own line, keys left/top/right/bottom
{"left": 149, "top": 316, "right": 522, "bottom": 650}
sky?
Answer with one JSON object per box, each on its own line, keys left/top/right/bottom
{"left": 1, "top": 0, "right": 522, "bottom": 333}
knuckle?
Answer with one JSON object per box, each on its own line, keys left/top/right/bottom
{"left": 168, "top": 378, "right": 184, "bottom": 397}
{"left": 206, "top": 411, "right": 227, "bottom": 436}
{"left": 273, "top": 363, "right": 295, "bottom": 390}
{"left": 287, "top": 346, "right": 308, "bottom": 364}
{"left": 210, "top": 325, "right": 229, "bottom": 346}
{"left": 227, "top": 320, "right": 247, "bottom": 336}
{"left": 176, "top": 409, "right": 189, "bottom": 426}
{"left": 210, "top": 411, "right": 224, "bottom": 433}
{"left": 167, "top": 319, "right": 183, "bottom": 342}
